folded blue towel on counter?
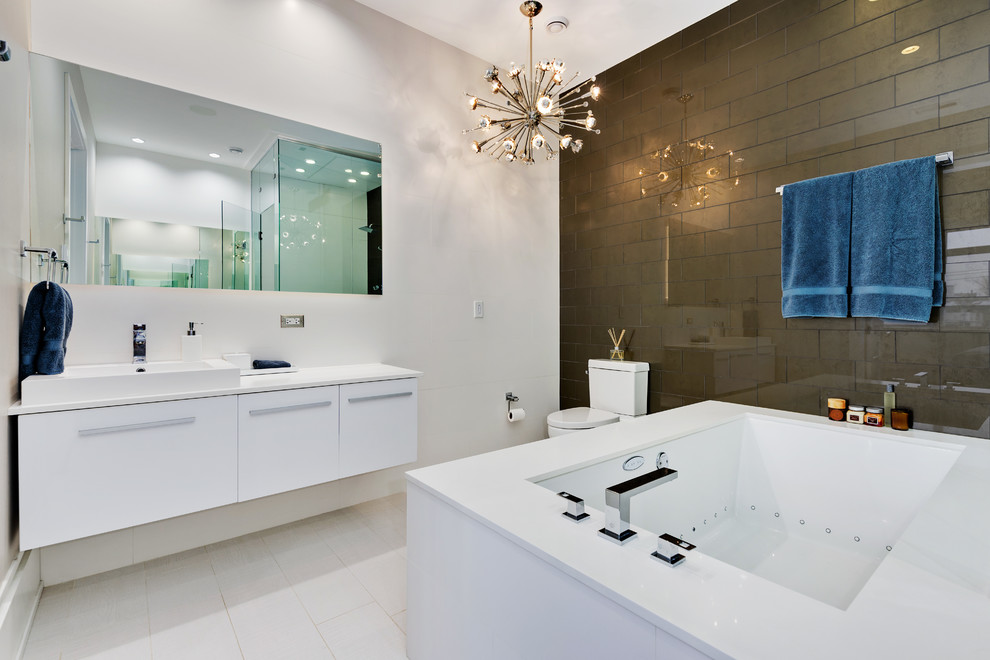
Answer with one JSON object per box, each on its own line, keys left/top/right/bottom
{"left": 253, "top": 359, "right": 291, "bottom": 369}
{"left": 19, "top": 281, "right": 74, "bottom": 380}
{"left": 781, "top": 171, "right": 854, "bottom": 318}
{"left": 850, "top": 156, "right": 941, "bottom": 322}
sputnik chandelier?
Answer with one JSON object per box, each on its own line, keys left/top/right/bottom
{"left": 464, "top": 1, "right": 601, "bottom": 163}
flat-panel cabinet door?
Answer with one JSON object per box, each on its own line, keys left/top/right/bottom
{"left": 237, "top": 386, "right": 339, "bottom": 502}
{"left": 18, "top": 396, "right": 237, "bottom": 549}
{"left": 339, "top": 378, "right": 418, "bottom": 478}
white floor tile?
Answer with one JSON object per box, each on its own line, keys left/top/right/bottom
{"left": 318, "top": 602, "right": 407, "bottom": 660}
{"left": 24, "top": 494, "right": 410, "bottom": 660}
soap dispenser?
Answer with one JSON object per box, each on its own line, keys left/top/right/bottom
{"left": 181, "top": 322, "right": 203, "bottom": 362}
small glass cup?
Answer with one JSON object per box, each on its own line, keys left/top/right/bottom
{"left": 609, "top": 348, "right": 624, "bottom": 360}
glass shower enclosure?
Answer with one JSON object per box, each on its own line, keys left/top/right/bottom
{"left": 225, "top": 138, "right": 382, "bottom": 294}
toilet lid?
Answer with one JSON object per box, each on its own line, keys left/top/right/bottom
{"left": 547, "top": 407, "right": 620, "bottom": 430}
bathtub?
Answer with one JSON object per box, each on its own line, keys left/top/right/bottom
{"left": 406, "top": 402, "right": 990, "bottom": 660}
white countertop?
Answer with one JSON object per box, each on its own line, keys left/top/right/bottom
{"left": 10, "top": 363, "right": 421, "bottom": 415}
{"left": 406, "top": 401, "right": 990, "bottom": 660}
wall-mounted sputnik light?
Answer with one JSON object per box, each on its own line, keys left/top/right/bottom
{"left": 463, "top": 1, "right": 601, "bottom": 164}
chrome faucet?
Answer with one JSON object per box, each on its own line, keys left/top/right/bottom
{"left": 132, "top": 324, "right": 147, "bottom": 364}
{"left": 599, "top": 452, "right": 678, "bottom": 545}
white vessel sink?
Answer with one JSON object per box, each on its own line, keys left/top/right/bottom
{"left": 20, "top": 359, "right": 241, "bottom": 406}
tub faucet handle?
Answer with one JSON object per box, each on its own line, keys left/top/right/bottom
{"left": 557, "top": 491, "right": 590, "bottom": 523}
{"left": 651, "top": 533, "right": 695, "bottom": 566}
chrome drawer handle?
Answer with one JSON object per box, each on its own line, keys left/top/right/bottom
{"left": 347, "top": 391, "right": 413, "bottom": 403}
{"left": 78, "top": 416, "right": 196, "bottom": 436}
{"left": 248, "top": 400, "right": 332, "bottom": 416}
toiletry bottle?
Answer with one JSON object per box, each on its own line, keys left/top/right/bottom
{"left": 181, "top": 322, "right": 203, "bottom": 362}
{"left": 883, "top": 384, "right": 895, "bottom": 427}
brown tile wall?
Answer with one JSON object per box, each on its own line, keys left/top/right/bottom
{"left": 559, "top": 0, "right": 990, "bottom": 437}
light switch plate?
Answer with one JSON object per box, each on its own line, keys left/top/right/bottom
{"left": 473, "top": 300, "right": 484, "bottom": 318}
{"left": 280, "top": 314, "right": 305, "bottom": 328}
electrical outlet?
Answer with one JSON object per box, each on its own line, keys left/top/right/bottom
{"left": 473, "top": 300, "right": 484, "bottom": 318}
{"left": 280, "top": 314, "right": 305, "bottom": 328}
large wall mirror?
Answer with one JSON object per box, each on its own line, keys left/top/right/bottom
{"left": 28, "top": 53, "right": 383, "bottom": 294}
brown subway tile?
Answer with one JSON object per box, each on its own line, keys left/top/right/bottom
{"left": 591, "top": 245, "right": 623, "bottom": 268}
{"left": 764, "top": 328, "right": 821, "bottom": 357}
{"left": 623, "top": 61, "right": 661, "bottom": 98}
{"left": 730, "top": 30, "right": 786, "bottom": 76}
{"left": 605, "top": 222, "right": 642, "bottom": 246}
{"left": 561, "top": 232, "right": 577, "bottom": 255}
{"left": 682, "top": 254, "right": 730, "bottom": 280}
{"left": 819, "top": 329, "right": 896, "bottom": 361}
{"left": 660, "top": 371, "right": 708, "bottom": 398}
{"left": 895, "top": 0, "right": 988, "bottom": 41}
{"left": 940, "top": 333, "right": 990, "bottom": 367}
{"left": 757, "top": 0, "right": 819, "bottom": 37}
{"left": 731, "top": 85, "right": 788, "bottom": 125}
{"left": 819, "top": 142, "right": 896, "bottom": 174}
{"left": 683, "top": 7, "right": 732, "bottom": 46}
{"left": 623, "top": 240, "right": 662, "bottom": 264}
{"left": 643, "top": 215, "right": 682, "bottom": 240}
{"left": 661, "top": 41, "right": 707, "bottom": 78}
{"left": 681, "top": 205, "right": 731, "bottom": 234}
{"left": 756, "top": 382, "right": 821, "bottom": 414}
{"left": 854, "top": 30, "right": 940, "bottom": 85}
{"left": 607, "top": 92, "right": 644, "bottom": 126}
{"left": 561, "top": 174, "right": 591, "bottom": 198}
{"left": 729, "top": 352, "right": 778, "bottom": 382}
{"left": 707, "top": 277, "right": 759, "bottom": 304}
{"left": 757, "top": 102, "right": 819, "bottom": 143}
{"left": 820, "top": 13, "right": 895, "bottom": 68}
{"left": 605, "top": 180, "right": 643, "bottom": 206}
{"left": 642, "top": 34, "right": 684, "bottom": 67}
{"left": 605, "top": 53, "right": 643, "bottom": 83}
{"left": 854, "top": 98, "right": 939, "bottom": 147}
{"left": 787, "top": 120, "right": 856, "bottom": 161}
{"left": 940, "top": 366, "right": 990, "bottom": 403}
{"left": 706, "top": 69, "right": 758, "bottom": 110}
{"left": 574, "top": 268, "right": 605, "bottom": 289}
{"left": 856, "top": 360, "right": 941, "bottom": 392}
{"left": 729, "top": 195, "right": 782, "bottom": 227}
{"left": 945, "top": 261, "right": 990, "bottom": 299}
{"left": 606, "top": 136, "right": 643, "bottom": 167}
{"left": 787, "top": 61, "right": 856, "bottom": 108}
{"left": 853, "top": 0, "right": 917, "bottom": 24}
{"left": 684, "top": 54, "right": 731, "bottom": 93}
{"left": 757, "top": 43, "right": 820, "bottom": 91}
{"left": 682, "top": 350, "right": 717, "bottom": 377}
{"left": 758, "top": 274, "right": 782, "bottom": 302}
{"left": 729, "top": 248, "right": 781, "bottom": 277}
{"left": 941, "top": 192, "right": 990, "bottom": 230}
{"left": 895, "top": 48, "right": 989, "bottom": 105}
{"left": 730, "top": 140, "right": 788, "bottom": 175}
{"left": 941, "top": 9, "right": 990, "bottom": 59}
{"left": 941, "top": 157, "right": 990, "bottom": 195}
{"left": 756, "top": 159, "right": 820, "bottom": 196}
{"left": 787, "top": 356, "right": 857, "bottom": 389}
{"left": 707, "top": 17, "right": 759, "bottom": 62}
{"left": 939, "top": 82, "right": 990, "bottom": 128}
{"left": 785, "top": 1, "right": 855, "bottom": 53}
{"left": 575, "top": 229, "right": 604, "bottom": 251}
{"left": 687, "top": 105, "right": 731, "bottom": 139}
{"left": 669, "top": 233, "right": 706, "bottom": 258}
{"left": 820, "top": 78, "right": 895, "bottom": 126}
{"left": 623, "top": 284, "right": 663, "bottom": 307}
{"left": 757, "top": 221, "right": 782, "bottom": 249}
{"left": 623, "top": 196, "right": 664, "bottom": 223}
{"left": 668, "top": 281, "right": 708, "bottom": 305}
{"left": 894, "top": 119, "right": 989, "bottom": 161}
{"left": 623, "top": 107, "right": 662, "bottom": 140}
{"left": 561, "top": 249, "right": 592, "bottom": 271}
{"left": 575, "top": 189, "right": 606, "bottom": 213}
{"left": 707, "top": 120, "right": 762, "bottom": 152}
{"left": 643, "top": 304, "right": 684, "bottom": 327}
{"left": 895, "top": 331, "right": 938, "bottom": 363}
{"left": 731, "top": 0, "right": 784, "bottom": 23}
{"left": 707, "top": 225, "right": 759, "bottom": 254}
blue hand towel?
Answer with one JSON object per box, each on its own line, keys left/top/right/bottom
{"left": 19, "top": 282, "right": 73, "bottom": 380}
{"left": 253, "top": 359, "right": 291, "bottom": 369}
{"left": 780, "top": 172, "right": 854, "bottom": 318}
{"left": 850, "top": 156, "right": 941, "bottom": 322}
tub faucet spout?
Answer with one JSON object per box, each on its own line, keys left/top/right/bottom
{"left": 599, "top": 453, "right": 677, "bottom": 545}
{"left": 133, "top": 324, "right": 147, "bottom": 364}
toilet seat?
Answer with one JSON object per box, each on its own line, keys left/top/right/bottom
{"left": 546, "top": 407, "right": 620, "bottom": 431}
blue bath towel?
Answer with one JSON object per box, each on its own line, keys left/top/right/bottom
{"left": 253, "top": 359, "right": 291, "bottom": 369}
{"left": 781, "top": 172, "right": 854, "bottom": 317}
{"left": 850, "top": 156, "right": 942, "bottom": 322}
{"left": 19, "top": 282, "right": 74, "bottom": 380}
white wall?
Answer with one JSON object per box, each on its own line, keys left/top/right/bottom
{"left": 96, "top": 143, "right": 251, "bottom": 227}
{"left": 1, "top": 0, "right": 31, "bottom": 571}
{"left": 27, "top": 0, "right": 560, "bottom": 582}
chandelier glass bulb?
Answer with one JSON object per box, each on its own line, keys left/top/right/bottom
{"left": 462, "top": 1, "right": 600, "bottom": 163}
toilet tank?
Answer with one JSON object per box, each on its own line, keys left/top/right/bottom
{"left": 588, "top": 359, "right": 648, "bottom": 416}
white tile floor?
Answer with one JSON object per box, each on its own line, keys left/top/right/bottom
{"left": 23, "top": 493, "right": 409, "bottom": 659}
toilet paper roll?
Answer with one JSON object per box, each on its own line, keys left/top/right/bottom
{"left": 507, "top": 408, "right": 526, "bottom": 422}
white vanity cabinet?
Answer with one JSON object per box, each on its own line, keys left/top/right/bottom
{"left": 340, "top": 378, "right": 418, "bottom": 478}
{"left": 237, "top": 386, "right": 339, "bottom": 502}
{"left": 18, "top": 396, "right": 237, "bottom": 549}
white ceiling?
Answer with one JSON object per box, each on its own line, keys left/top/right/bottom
{"left": 353, "top": 0, "right": 736, "bottom": 80}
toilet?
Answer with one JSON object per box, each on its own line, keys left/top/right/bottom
{"left": 546, "top": 359, "right": 649, "bottom": 437}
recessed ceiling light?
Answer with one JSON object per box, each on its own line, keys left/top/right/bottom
{"left": 296, "top": 168, "right": 306, "bottom": 173}
{"left": 131, "top": 137, "right": 145, "bottom": 144}
{"left": 305, "top": 159, "right": 316, "bottom": 165}
{"left": 345, "top": 169, "right": 353, "bottom": 173}
{"left": 901, "top": 45, "right": 920, "bottom": 54}
{"left": 348, "top": 178, "right": 357, "bottom": 183}
{"left": 360, "top": 171, "right": 370, "bottom": 176}
{"left": 545, "top": 16, "right": 568, "bottom": 34}
{"left": 209, "top": 153, "right": 221, "bottom": 158}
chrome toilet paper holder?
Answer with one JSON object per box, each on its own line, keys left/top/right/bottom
{"left": 505, "top": 392, "right": 519, "bottom": 413}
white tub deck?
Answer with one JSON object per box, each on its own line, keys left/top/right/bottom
{"left": 406, "top": 401, "right": 990, "bottom": 660}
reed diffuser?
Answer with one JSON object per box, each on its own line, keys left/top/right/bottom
{"left": 608, "top": 328, "right": 625, "bottom": 360}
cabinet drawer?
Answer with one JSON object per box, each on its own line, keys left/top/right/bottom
{"left": 339, "top": 378, "right": 417, "bottom": 478}
{"left": 18, "top": 396, "right": 237, "bottom": 549}
{"left": 237, "top": 386, "right": 339, "bottom": 502}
